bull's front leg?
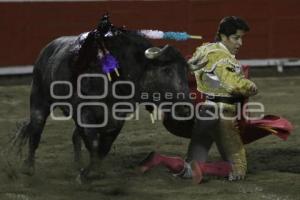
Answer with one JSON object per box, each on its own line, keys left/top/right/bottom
{"left": 76, "top": 127, "right": 101, "bottom": 184}
{"left": 72, "top": 126, "right": 83, "bottom": 169}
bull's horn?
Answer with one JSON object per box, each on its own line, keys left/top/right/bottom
{"left": 145, "top": 44, "right": 169, "bottom": 59}
{"left": 150, "top": 113, "right": 155, "bottom": 124}
{"left": 145, "top": 47, "right": 161, "bottom": 59}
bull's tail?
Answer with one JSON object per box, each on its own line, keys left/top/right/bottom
{"left": 0, "top": 120, "right": 30, "bottom": 180}
{"left": 11, "top": 119, "right": 31, "bottom": 155}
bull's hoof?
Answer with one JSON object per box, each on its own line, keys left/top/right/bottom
{"left": 20, "top": 160, "right": 35, "bottom": 176}
{"left": 75, "top": 168, "right": 89, "bottom": 184}
{"left": 76, "top": 174, "right": 88, "bottom": 185}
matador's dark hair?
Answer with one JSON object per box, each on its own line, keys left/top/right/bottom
{"left": 215, "top": 16, "right": 250, "bottom": 41}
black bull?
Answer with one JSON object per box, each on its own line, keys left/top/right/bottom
{"left": 14, "top": 23, "right": 194, "bottom": 180}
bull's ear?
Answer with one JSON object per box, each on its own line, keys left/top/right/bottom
{"left": 145, "top": 44, "right": 169, "bottom": 59}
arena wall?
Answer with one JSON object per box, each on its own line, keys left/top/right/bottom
{"left": 1, "top": 0, "right": 300, "bottom": 66}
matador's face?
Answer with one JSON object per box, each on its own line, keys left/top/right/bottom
{"left": 221, "top": 29, "right": 246, "bottom": 55}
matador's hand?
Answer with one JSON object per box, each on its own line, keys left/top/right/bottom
{"left": 249, "top": 83, "right": 258, "bottom": 96}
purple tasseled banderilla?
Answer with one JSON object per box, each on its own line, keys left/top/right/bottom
{"left": 101, "top": 53, "right": 120, "bottom": 81}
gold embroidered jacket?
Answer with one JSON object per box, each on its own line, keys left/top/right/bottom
{"left": 188, "top": 42, "right": 257, "bottom": 98}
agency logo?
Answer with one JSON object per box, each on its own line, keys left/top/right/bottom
{"left": 50, "top": 74, "right": 265, "bottom": 127}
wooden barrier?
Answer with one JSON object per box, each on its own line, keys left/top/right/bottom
{"left": 1, "top": 0, "right": 300, "bottom": 66}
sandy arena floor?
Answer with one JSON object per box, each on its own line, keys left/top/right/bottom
{"left": 0, "top": 76, "right": 299, "bottom": 200}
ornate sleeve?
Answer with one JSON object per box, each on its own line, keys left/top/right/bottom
{"left": 214, "top": 62, "right": 258, "bottom": 97}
